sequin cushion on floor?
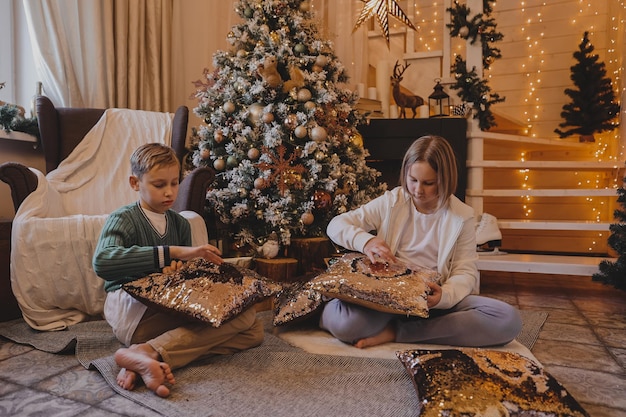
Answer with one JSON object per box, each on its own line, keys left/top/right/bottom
{"left": 396, "top": 348, "right": 590, "bottom": 417}
{"left": 123, "top": 258, "right": 283, "bottom": 327}
{"left": 308, "top": 252, "right": 438, "bottom": 318}
{"left": 273, "top": 280, "right": 324, "bottom": 326}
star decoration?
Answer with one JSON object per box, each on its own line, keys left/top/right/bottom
{"left": 353, "top": 0, "right": 417, "bottom": 46}
{"left": 256, "top": 145, "right": 307, "bottom": 196}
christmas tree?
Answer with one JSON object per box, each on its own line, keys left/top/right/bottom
{"left": 593, "top": 177, "right": 626, "bottom": 291}
{"left": 554, "top": 31, "right": 620, "bottom": 142}
{"left": 189, "top": 0, "right": 385, "bottom": 252}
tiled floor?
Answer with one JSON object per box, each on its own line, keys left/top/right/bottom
{"left": 0, "top": 271, "right": 625, "bottom": 416}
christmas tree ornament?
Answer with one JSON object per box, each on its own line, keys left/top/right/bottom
{"left": 247, "top": 147, "right": 260, "bottom": 160}
{"left": 294, "top": 43, "right": 307, "bottom": 54}
{"left": 214, "top": 130, "right": 224, "bottom": 143}
{"left": 351, "top": 132, "right": 364, "bottom": 148}
{"left": 283, "top": 114, "right": 298, "bottom": 130}
{"left": 315, "top": 55, "right": 329, "bottom": 67}
{"left": 227, "top": 155, "right": 239, "bottom": 167}
{"left": 248, "top": 103, "right": 264, "bottom": 123}
{"left": 254, "top": 177, "right": 267, "bottom": 189}
{"left": 297, "top": 88, "right": 312, "bottom": 102}
{"left": 304, "top": 101, "right": 316, "bottom": 111}
{"left": 223, "top": 101, "right": 236, "bottom": 113}
{"left": 257, "top": 56, "right": 283, "bottom": 88}
{"left": 312, "top": 189, "right": 332, "bottom": 212}
{"left": 301, "top": 212, "right": 314, "bottom": 225}
{"left": 294, "top": 125, "right": 308, "bottom": 139}
{"left": 310, "top": 126, "right": 328, "bottom": 142}
{"left": 200, "top": 147, "right": 210, "bottom": 160}
{"left": 261, "top": 112, "right": 274, "bottom": 123}
{"left": 353, "top": 0, "right": 417, "bottom": 46}
{"left": 213, "top": 158, "right": 226, "bottom": 171}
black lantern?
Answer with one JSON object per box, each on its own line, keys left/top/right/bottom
{"left": 428, "top": 80, "right": 450, "bottom": 117}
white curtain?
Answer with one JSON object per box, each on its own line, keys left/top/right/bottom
{"left": 23, "top": 0, "right": 113, "bottom": 108}
{"left": 22, "top": 0, "right": 366, "bottom": 112}
{"left": 23, "top": 0, "right": 173, "bottom": 111}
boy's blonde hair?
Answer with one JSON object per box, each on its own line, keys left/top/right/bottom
{"left": 130, "top": 143, "right": 180, "bottom": 178}
{"left": 399, "top": 135, "right": 458, "bottom": 210}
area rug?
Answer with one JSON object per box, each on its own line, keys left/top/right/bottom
{"left": 274, "top": 309, "right": 547, "bottom": 362}
{"left": 0, "top": 310, "right": 548, "bottom": 417}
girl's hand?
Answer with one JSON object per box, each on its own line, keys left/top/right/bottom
{"left": 426, "top": 281, "right": 442, "bottom": 308}
{"left": 363, "top": 236, "right": 397, "bottom": 265}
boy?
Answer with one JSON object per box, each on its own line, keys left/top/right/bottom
{"left": 93, "top": 143, "right": 264, "bottom": 397}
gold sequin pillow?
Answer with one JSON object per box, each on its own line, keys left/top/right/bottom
{"left": 123, "top": 258, "right": 283, "bottom": 327}
{"left": 397, "top": 348, "right": 590, "bottom": 417}
{"left": 273, "top": 280, "right": 324, "bottom": 326}
{"left": 308, "top": 252, "right": 437, "bottom": 318}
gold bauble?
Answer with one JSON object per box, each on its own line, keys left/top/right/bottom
{"left": 294, "top": 125, "right": 308, "bottom": 139}
{"left": 351, "top": 132, "right": 364, "bottom": 148}
{"left": 297, "top": 88, "right": 312, "bottom": 102}
{"left": 248, "top": 147, "right": 260, "bottom": 160}
{"left": 301, "top": 212, "right": 314, "bottom": 225}
{"left": 310, "top": 126, "right": 328, "bottom": 142}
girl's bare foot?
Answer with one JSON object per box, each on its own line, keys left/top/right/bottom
{"left": 354, "top": 323, "right": 396, "bottom": 349}
{"left": 114, "top": 344, "right": 175, "bottom": 397}
{"left": 116, "top": 368, "right": 137, "bottom": 390}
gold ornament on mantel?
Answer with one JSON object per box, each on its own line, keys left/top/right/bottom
{"left": 353, "top": 0, "right": 417, "bottom": 46}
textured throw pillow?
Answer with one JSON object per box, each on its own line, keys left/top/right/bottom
{"left": 397, "top": 348, "right": 590, "bottom": 417}
{"left": 273, "top": 280, "right": 324, "bottom": 326}
{"left": 308, "top": 252, "right": 438, "bottom": 317}
{"left": 123, "top": 257, "right": 283, "bottom": 327}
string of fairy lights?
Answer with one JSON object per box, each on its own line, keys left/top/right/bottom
{"left": 344, "top": 0, "right": 624, "bottom": 253}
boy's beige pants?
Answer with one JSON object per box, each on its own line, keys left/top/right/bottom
{"left": 130, "top": 307, "right": 263, "bottom": 369}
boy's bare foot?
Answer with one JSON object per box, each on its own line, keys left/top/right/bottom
{"left": 354, "top": 323, "right": 396, "bottom": 349}
{"left": 114, "top": 344, "right": 175, "bottom": 397}
{"left": 116, "top": 368, "right": 137, "bottom": 390}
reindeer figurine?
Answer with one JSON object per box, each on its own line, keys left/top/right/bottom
{"left": 390, "top": 61, "right": 424, "bottom": 118}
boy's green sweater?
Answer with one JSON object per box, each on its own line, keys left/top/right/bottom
{"left": 93, "top": 202, "right": 192, "bottom": 292}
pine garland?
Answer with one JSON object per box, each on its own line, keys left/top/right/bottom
{"left": 446, "top": 0, "right": 504, "bottom": 131}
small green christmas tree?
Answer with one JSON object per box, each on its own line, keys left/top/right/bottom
{"left": 190, "top": 0, "right": 385, "bottom": 252}
{"left": 555, "top": 31, "right": 619, "bottom": 142}
{"left": 593, "top": 177, "right": 626, "bottom": 291}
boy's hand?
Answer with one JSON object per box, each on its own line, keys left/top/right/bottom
{"left": 170, "top": 244, "right": 223, "bottom": 265}
{"left": 163, "top": 260, "right": 183, "bottom": 274}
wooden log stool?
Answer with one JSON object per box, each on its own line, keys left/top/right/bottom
{"left": 254, "top": 257, "right": 299, "bottom": 311}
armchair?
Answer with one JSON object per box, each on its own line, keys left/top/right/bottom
{"left": 0, "top": 97, "right": 215, "bottom": 329}
{"left": 0, "top": 96, "right": 214, "bottom": 214}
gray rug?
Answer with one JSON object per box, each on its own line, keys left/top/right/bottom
{"left": 0, "top": 310, "right": 548, "bottom": 417}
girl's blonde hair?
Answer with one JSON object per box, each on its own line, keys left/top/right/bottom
{"left": 130, "top": 143, "right": 180, "bottom": 178}
{"left": 399, "top": 135, "right": 458, "bottom": 210}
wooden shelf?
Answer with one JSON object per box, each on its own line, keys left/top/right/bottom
{"left": 476, "top": 252, "right": 613, "bottom": 276}
{"left": 0, "top": 131, "right": 38, "bottom": 143}
{"left": 467, "top": 188, "right": 619, "bottom": 197}
{"left": 466, "top": 160, "right": 623, "bottom": 169}
{"left": 495, "top": 219, "right": 611, "bottom": 231}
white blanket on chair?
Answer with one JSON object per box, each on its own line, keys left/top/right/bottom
{"left": 11, "top": 108, "right": 207, "bottom": 331}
